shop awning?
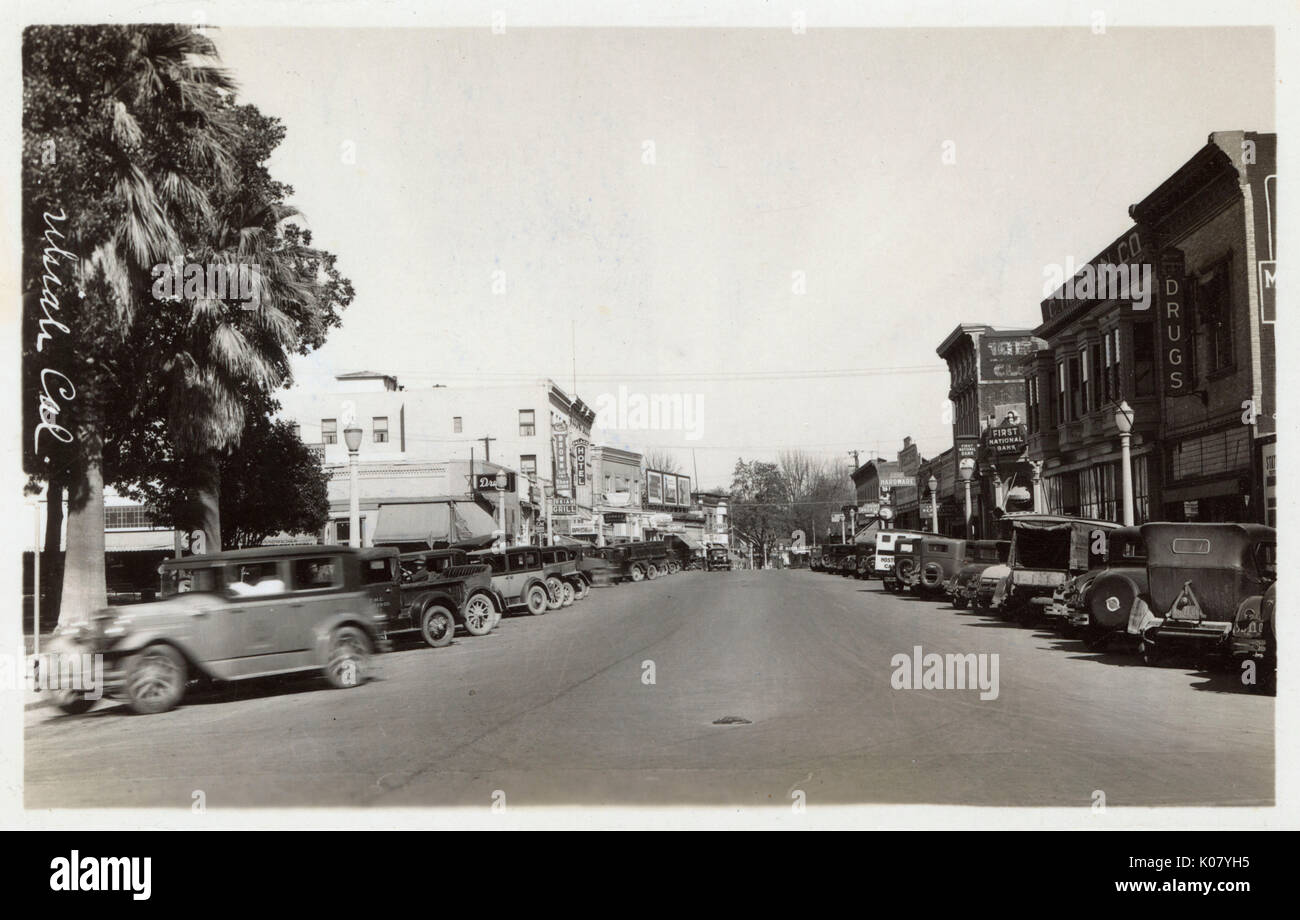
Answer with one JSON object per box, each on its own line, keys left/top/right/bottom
{"left": 452, "top": 500, "right": 499, "bottom": 539}
{"left": 373, "top": 502, "right": 452, "bottom": 546}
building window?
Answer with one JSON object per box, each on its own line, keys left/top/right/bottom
{"left": 105, "top": 505, "right": 158, "bottom": 530}
{"left": 1079, "top": 345, "right": 1091, "bottom": 414}
{"left": 373, "top": 417, "right": 389, "bottom": 443}
{"left": 519, "top": 409, "right": 535, "bottom": 437}
{"left": 520, "top": 454, "right": 537, "bottom": 478}
{"left": 322, "top": 419, "right": 337, "bottom": 445}
{"left": 1197, "top": 261, "right": 1233, "bottom": 372}
{"left": 1090, "top": 342, "right": 1103, "bottom": 411}
{"left": 290, "top": 423, "right": 302, "bottom": 441}
{"left": 1056, "top": 362, "right": 1066, "bottom": 425}
{"left": 1132, "top": 322, "right": 1155, "bottom": 397}
{"left": 453, "top": 416, "right": 462, "bottom": 433}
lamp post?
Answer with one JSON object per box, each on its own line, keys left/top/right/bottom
{"left": 959, "top": 458, "right": 975, "bottom": 539}
{"left": 928, "top": 475, "right": 939, "bottom": 534}
{"left": 1115, "top": 399, "right": 1136, "bottom": 526}
{"left": 495, "top": 470, "right": 508, "bottom": 544}
{"left": 344, "top": 424, "right": 363, "bottom": 547}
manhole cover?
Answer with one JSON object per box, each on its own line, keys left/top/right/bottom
{"left": 712, "top": 715, "right": 752, "bottom": 725}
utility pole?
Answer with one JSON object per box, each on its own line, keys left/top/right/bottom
{"left": 479, "top": 435, "right": 495, "bottom": 463}
{"left": 848, "top": 449, "right": 861, "bottom": 470}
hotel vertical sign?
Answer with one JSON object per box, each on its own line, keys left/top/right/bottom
{"left": 1156, "top": 248, "right": 1191, "bottom": 397}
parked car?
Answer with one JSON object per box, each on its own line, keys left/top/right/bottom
{"left": 946, "top": 540, "right": 1010, "bottom": 609}
{"left": 854, "top": 547, "right": 876, "bottom": 580}
{"left": 1137, "top": 523, "right": 1276, "bottom": 668}
{"left": 810, "top": 546, "right": 824, "bottom": 571}
{"left": 661, "top": 535, "right": 695, "bottom": 574}
{"left": 540, "top": 545, "right": 586, "bottom": 607}
{"left": 593, "top": 540, "right": 673, "bottom": 581}
{"left": 1000, "top": 514, "right": 1117, "bottom": 624}
{"left": 900, "top": 537, "right": 966, "bottom": 597}
{"left": 358, "top": 547, "right": 501, "bottom": 648}
{"left": 1064, "top": 526, "right": 1147, "bottom": 650}
{"left": 883, "top": 535, "right": 924, "bottom": 593}
{"left": 1233, "top": 581, "right": 1277, "bottom": 693}
{"left": 54, "top": 546, "right": 389, "bottom": 715}
{"left": 467, "top": 546, "right": 555, "bottom": 614}
{"left": 874, "top": 530, "right": 928, "bottom": 583}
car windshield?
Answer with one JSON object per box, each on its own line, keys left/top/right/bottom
{"left": 1255, "top": 543, "right": 1277, "bottom": 582}
{"left": 160, "top": 564, "right": 222, "bottom": 598}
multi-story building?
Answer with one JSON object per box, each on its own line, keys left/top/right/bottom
{"left": 1128, "top": 131, "right": 1276, "bottom": 524}
{"left": 1024, "top": 131, "right": 1276, "bottom": 527}
{"left": 937, "top": 324, "right": 1043, "bottom": 535}
{"left": 850, "top": 458, "right": 901, "bottom": 532}
{"left": 278, "top": 372, "right": 597, "bottom": 544}
{"left": 589, "top": 445, "right": 644, "bottom": 543}
{"left": 1024, "top": 224, "right": 1162, "bottom": 523}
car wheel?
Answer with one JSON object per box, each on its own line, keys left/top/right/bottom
{"left": 55, "top": 689, "right": 96, "bottom": 716}
{"left": 630, "top": 564, "right": 645, "bottom": 582}
{"left": 326, "top": 626, "right": 372, "bottom": 688}
{"left": 124, "top": 644, "right": 187, "bottom": 714}
{"left": 572, "top": 578, "right": 590, "bottom": 600}
{"left": 560, "top": 581, "right": 575, "bottom": 607}
{"left": 669, "top": 562, "right": 680, "bottom": 574}
{"left": 420, "top": 604, "right": 456, "bottom": 648}
{"left": 545, "top": 576, "right": 566, "bottom": 610}
{"left": 462, "top": 594, "right": 496, "bottom": 636}
{"left": 526, "top": 584, "right": 549, "bottom": 615}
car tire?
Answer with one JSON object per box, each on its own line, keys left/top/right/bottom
{"left": 124, "top": 644, "right": 187, "bottom": 715}
{"left": 573, "top": 578, "right": 590, "bottom": 601}
{"left": 462, "top": 594, "right": 496, "bottom": 636}
{"left": 326, "top": 626, "right": 372, "bottom": 688}
{"left": 420, "top": 604, "right": 456, "bottom": 648}
{"left": 952, "top": 596, "right": 968, "bottom": 609}
{"left": 526, "top": 584, "right": 549, "bottom": 615}
{"left": 630, "top": 564, "right": 645, "bottom": 582}
{"left": 669, "top": 562, "right": 680, "bottom": 574}
{"left": 55, "top": 690, "right": 96, "bottom": 716}
{"left": 560, "top": 581, "right": 575, "bottom": 607}
{"left": 545, "top": 577, "right": 566, "bottom": 610}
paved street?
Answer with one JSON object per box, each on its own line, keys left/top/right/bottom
{"left": 25, "top": 570, "right": 1272, "bottom": 810}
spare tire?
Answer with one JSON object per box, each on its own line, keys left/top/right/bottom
{"left": 1089, "top": 572, "right": 1141, "bottom": 629}
{"left": 922, "top": 563, "right": 944, "bottom": 589}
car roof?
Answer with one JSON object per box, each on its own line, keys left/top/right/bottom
{"left": 1003, "top": 512, "right": 1118, "bottom": 529}
{"left": 1139, "top": 522, "right": 1276, "bottom": 560}
{"left": 162, "top": 544, "right": 355, "bottom": 568}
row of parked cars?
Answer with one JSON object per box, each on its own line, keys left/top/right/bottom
{"left": 47, "top": 535, "right": 699, "bottom": 716}
{"left": 812, "top": 515, "right": 1277, "bottom": 693}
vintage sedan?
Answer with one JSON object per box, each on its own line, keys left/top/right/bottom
{"left": 903, "top": 537, "right": 966, "bottom": 597}
{"left": 1067, "top": 526, "right": 1148, "bottom": 650}
{"left": 1000, "top": 514, "right": 1117, "bottom": 624}
{"left": 467, "top": 546, "right": 555, "bottom": 614}
{"left": 1136, "top": 523, "right": 1276, "bottom": 668}
{"left": 946, "top": 540, "right": 1010, "bottom": 609}
{"left": 54, "top": 546, "right": 389, "bottom": 715}
{"left": 1233, "top": 581, "right": 1276, "bottom": 693}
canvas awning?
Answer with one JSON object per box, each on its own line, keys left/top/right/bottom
{"left": 373, "top": 502, "right": 452, "bottom": 546}
{"left": 452, "top": 501, "right": 499, "bottom": 539}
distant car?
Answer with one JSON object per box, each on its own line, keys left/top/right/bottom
{"left": 54, "top": 546, "right": 389, "bottom": 715}
{"left": 592, "top": 540, "right": 673, "bottom": 581}
{"left": 946, "top": 540, "right": 1010, "bottom": 609}
{"left": 706, "top": 545, "right": 732, "bottom": 572}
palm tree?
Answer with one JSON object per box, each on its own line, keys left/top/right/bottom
{"left": 25, "top": 25, "right": 235, "bottom": 626}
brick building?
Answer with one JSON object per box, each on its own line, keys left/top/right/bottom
{"left": 937, "top": 324, "right": 1043, "bottom": 536}
{"left": 1128, "top": 131, "right": 1276, "bottom": 524}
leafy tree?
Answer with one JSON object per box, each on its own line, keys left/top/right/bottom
{"left": 23, "top": 24, "right": 237, "bottom": 624}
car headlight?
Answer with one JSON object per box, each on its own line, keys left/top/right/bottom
{"left": 102, "top": 616, "right": 132, "bottom": 638}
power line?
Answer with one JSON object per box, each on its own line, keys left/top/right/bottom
{"left": 350, "top": 365, "right": 947, "bottom": 384}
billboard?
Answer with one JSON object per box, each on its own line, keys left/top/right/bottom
{"left": 664, "top": 475, "right": 678, "bottom": 506}
{"left": 646, "top": 470, "right": 663, "bottom": 505}
{"left": 675, "top": 473, "right": 691, "bottom": 506}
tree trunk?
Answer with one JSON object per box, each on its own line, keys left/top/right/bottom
{"left": 43, "top": 476, "right": 65, "bottom": 626}
{"left": 195, "top": 450, "right": 222, "bottom": 552}
{"left": 59, "top": 433, "right": 106, "bottom": 628}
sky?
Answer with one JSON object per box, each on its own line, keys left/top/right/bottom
{"left": 211, "top": 26, "right": 1274, "bottom": 490}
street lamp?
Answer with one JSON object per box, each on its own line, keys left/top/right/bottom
{"left": 959, "top": 457, "right": 975, "bottom": 539}
{"left": 344, "top": 423, "right": 363, "bottom": 547}
{"left": 1115, "top": 399, "right": 1136, "bottom": 526}
{"left": 495, "top": 470, "right": 508, "bottom": 544}
{"left": 928, "top": 474, "right": 939, "bottom": 534}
